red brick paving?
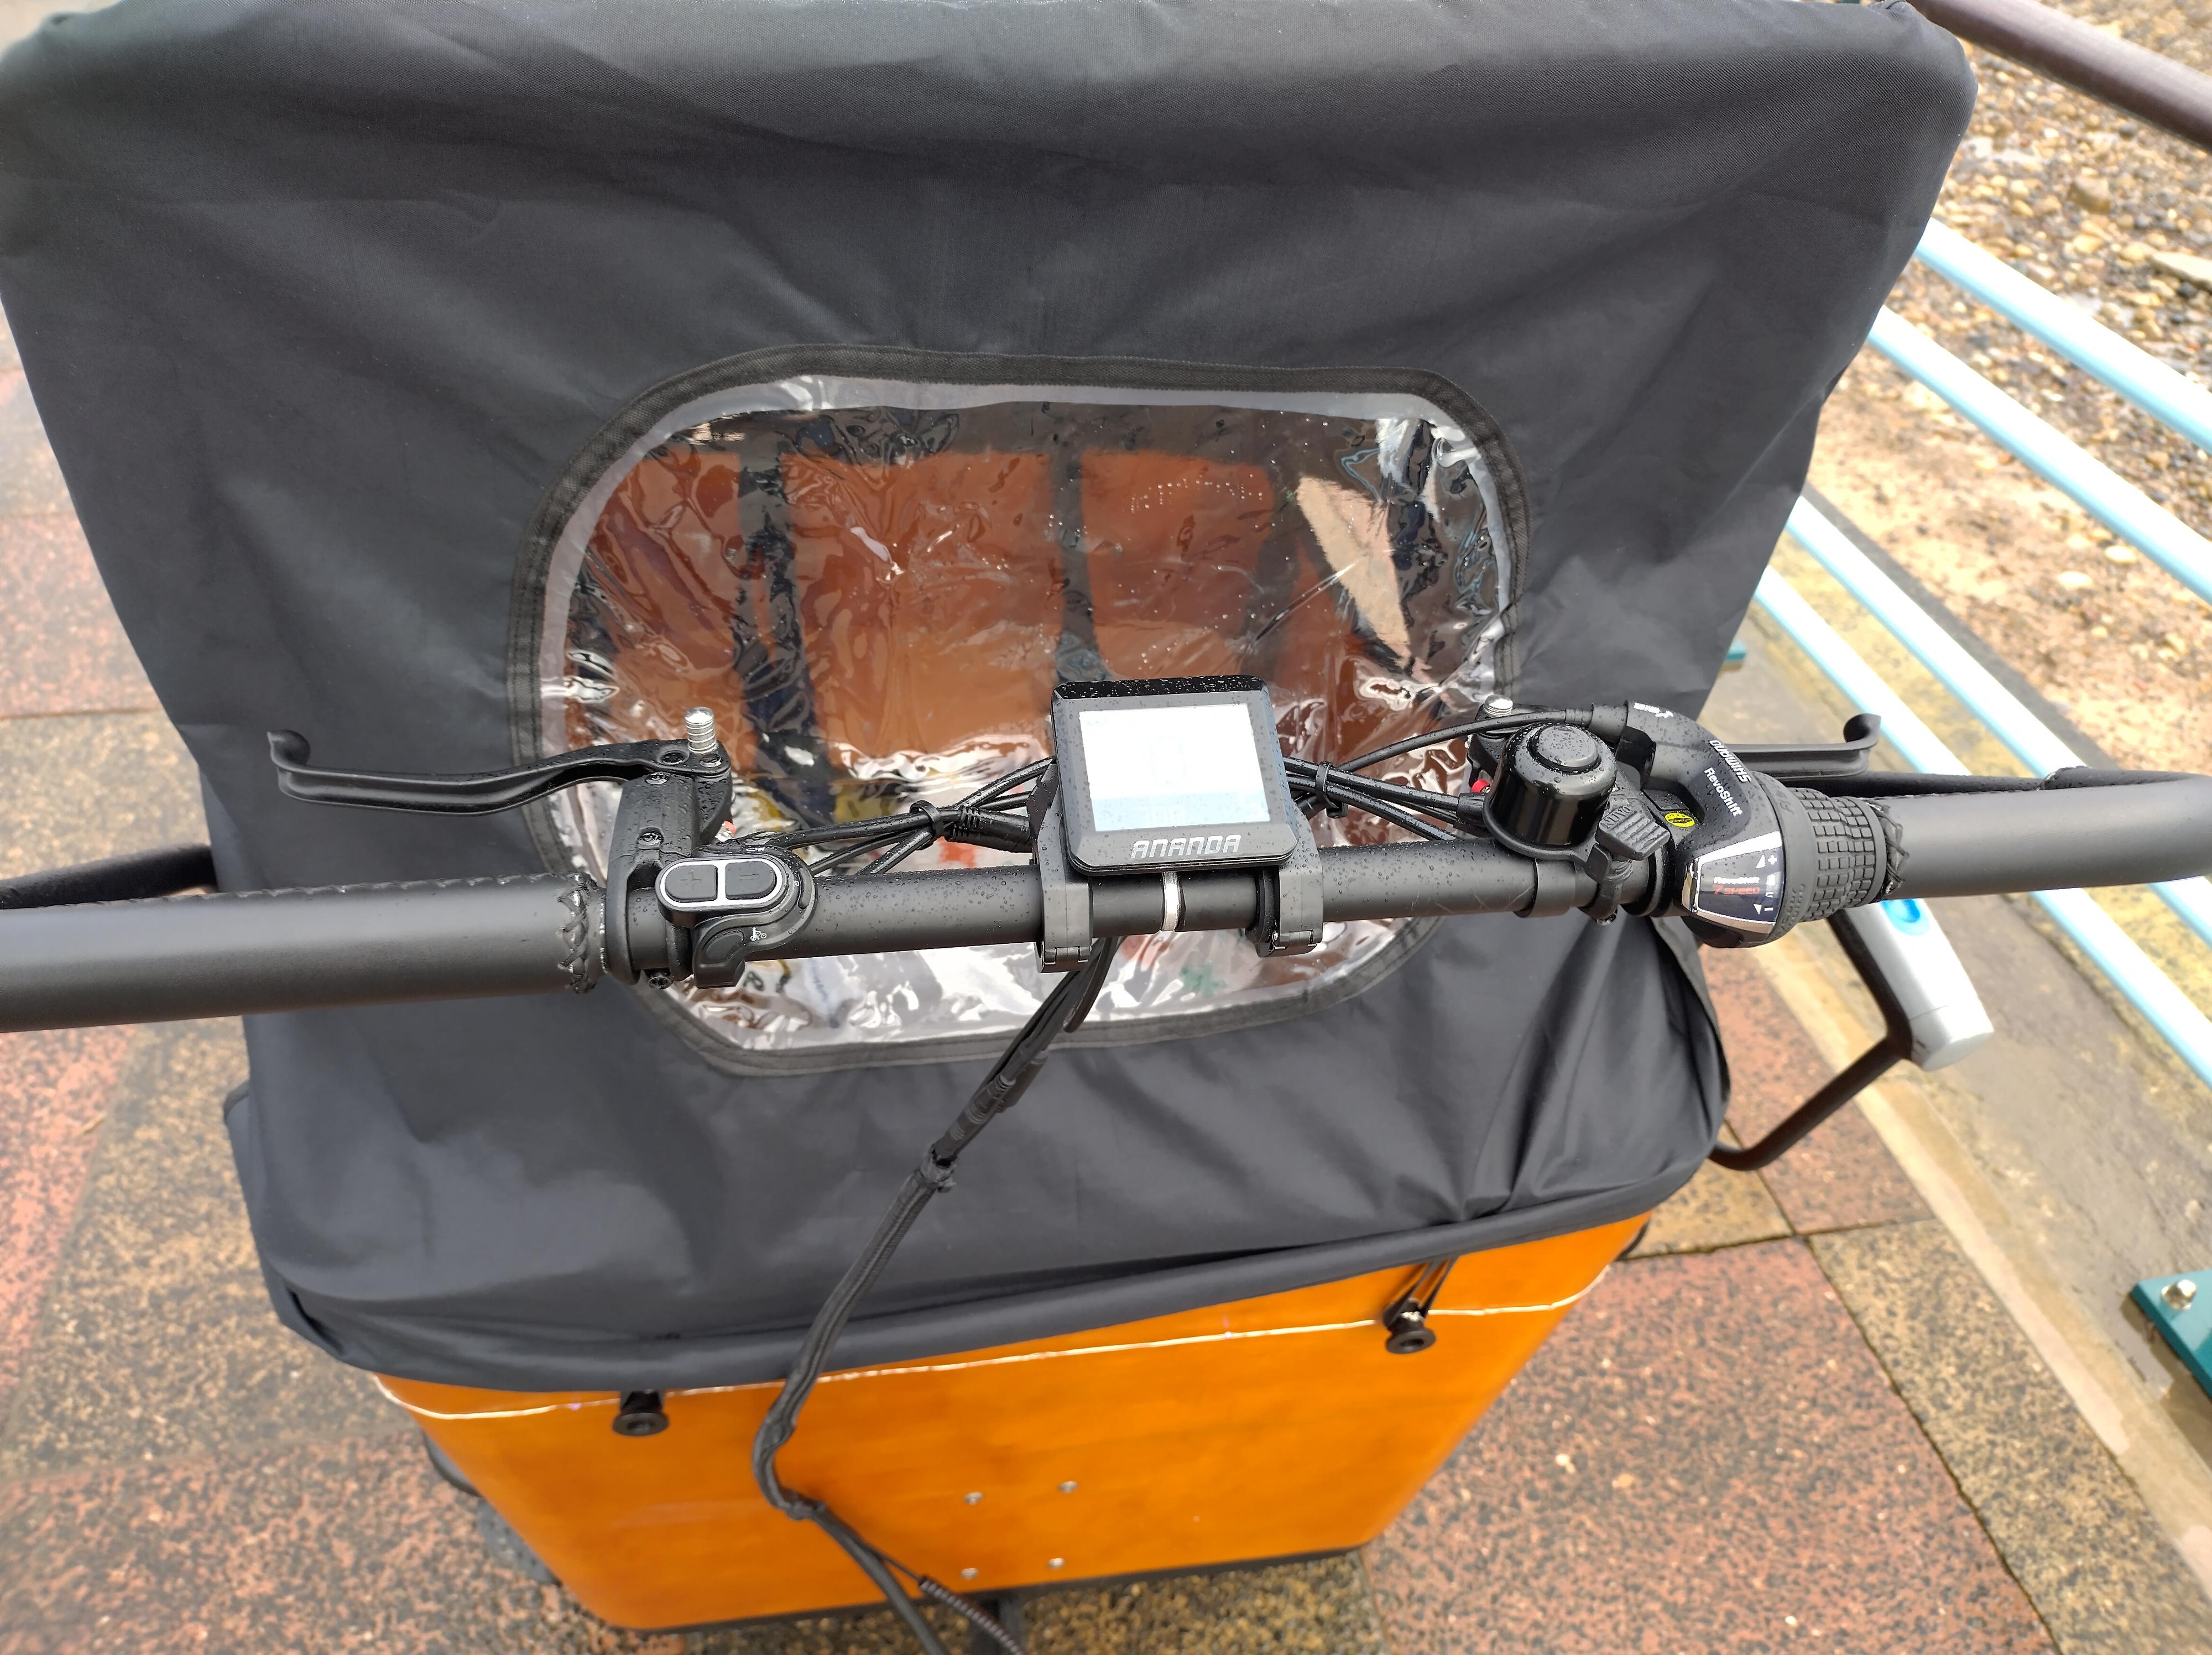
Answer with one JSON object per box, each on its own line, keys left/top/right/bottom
{"left": 0, "top": 512, "right": 156, "bottom": 716}
{"left": 1365, "top": 1240, "right": 2054, "bottom": 1655}
{"left": 0, "top": 373, "right": 71, "bottom": 519}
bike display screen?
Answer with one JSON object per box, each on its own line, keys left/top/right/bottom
{"left": 1051, "top": 677, "right": 1300, "bottom": 874}
{"left": 1078, "top": 704, "right": 1271, "bottom": 832}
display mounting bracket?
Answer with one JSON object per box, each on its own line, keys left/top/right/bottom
{"left": 1035, "top": 791, "right": 1100, "bottom": 974}
{"left": 1251, "top": 810, "right": 1323, "bottom": 958}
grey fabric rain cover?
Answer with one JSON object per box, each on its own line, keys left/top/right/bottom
{"left": 0, "top": 0, "right": 1971, "bottom": 1389}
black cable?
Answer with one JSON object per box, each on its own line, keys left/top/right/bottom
{"left": 1280, "top": 759, "right": 1460, "bottom": 839}
{"left": 1338, "top": 709, "right": 1558, "bottom": 776}
{"left": 1282, "top": 761, "right": 1458, "bottom": 839}
{"left": 752, "top": 941, "right": 1125, "bottom": 1655}
{"left": 1317, "top": 768, "right": 1469, "bottom": 821}
{"left": 753, "top": 817, "right": 921, "bottom": 852}
{"left": 787, "top": 768, "right": 1047, "bottom": 877}
{"left": 861, "top": 824, "right": 937, "bottom": 874}
{"left": 739, "top": 760, "right": 1046, "bottom": 868}
{"left": 860, "top": 802, "right": 1037, "bottom": 875}
{"left": 806, "top": 829, "right": 915, "bottom": 876}
{"left": 917, "top": 1576, "right": 1027, "bottom": 1655}
{"left": 961, "top": 758, "right": 1052, "bottom": 810}
{"left": 1301, "top": 787, "right": 1452, "bottom": 842}
{"left": 804, "top": 1506, "right": 953, "bottom": 1651}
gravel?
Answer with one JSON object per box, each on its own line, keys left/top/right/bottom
{"left": 1882, "top": 35, "right": 2212, "bottom": 539}
{"left": 1809, "top": 6, "right": 2212, "bottom": 771}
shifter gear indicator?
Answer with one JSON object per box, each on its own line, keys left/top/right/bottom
{"left": 1684, "top": 831, "right": 1783, "bottom": 937}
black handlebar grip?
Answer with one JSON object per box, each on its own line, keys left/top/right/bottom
{"left": 0, "top": 874, "right": 600, "bottom": 1031}
{"left": 1880, "top": 774, "right": 2212, "bottom": 898}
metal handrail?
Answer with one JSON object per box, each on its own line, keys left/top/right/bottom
{"left": 1903, "top": 0, "right": 2212, "bottom": 152}
{"left": 1749, "top": 220, "right": 2212, "bottom": 1088}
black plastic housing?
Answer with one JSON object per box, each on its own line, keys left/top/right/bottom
{"left": 1486, "top": 723, "right": 1618, "bottom": 850}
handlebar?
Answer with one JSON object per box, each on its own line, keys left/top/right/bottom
{"left": 2, "top": 766, "right": 2207, "bottom": 1032}
{"left": 1879, "top": 772, "right": 2212, "bottom": 899}
{"left": 0, "top": 845, "right": 1590, "bottom": 1031}
{"left": 0, "top": 875, "right": 597, "bottom": 1032}
{"left": 785, "top": 837, "right": 1620, "bottom": 959}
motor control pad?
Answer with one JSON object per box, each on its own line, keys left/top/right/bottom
{"left": 654, "top": 853, "right": 797, "bottom": 925}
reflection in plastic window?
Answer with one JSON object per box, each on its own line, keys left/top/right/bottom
{"left": 537, "top": 384, "right": 1514, "bottom": 1055}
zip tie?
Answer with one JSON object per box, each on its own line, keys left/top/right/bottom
{"left": 1307, "top": 761, "right": 1346, "bottom": 816}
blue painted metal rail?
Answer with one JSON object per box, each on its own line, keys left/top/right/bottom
{"left": 1753, "top": 554, "right": 2212, "bottom": 1092}
{"left": 1784, "top": 499, "right": 2212, "bottom": 954}
{"left": 1866, "top": 308, "right": 2212, "bottom": 604}
{"left": 1914, "top": 219, "right": 2212, "bottom": 455}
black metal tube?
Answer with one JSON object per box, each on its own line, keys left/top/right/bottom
{"left": 776, "top": 841, "right": 1573, "bottom": 963}
{"left": 790, "top": 866, "right": 1046, "bottom": 957}
{"left": 9, "top": 764, "right": 2205, "bottom": 1035}
{"left": 1319, "top": 840, "right": 1562, "bottom": 920}
{"left": 1882, "top": 776, "right": 2212, "bottom": 899}
{"left": 1089, "top": 875, "right": 1176, "bottom": 934}
{"left": 1907, "top": 0, "right": 2212, "bottom": 152}
{"left": 1164, "top": 870, "right": 1264, "bottom": 932}
{"left": 0, "top": 874, "right": 598, "bottom": 1031}
{"left": 1707, "top": 1039, "right": 1906, "bottom": 1172}
{"left": 0, "top": 844, "right": 215, "bottom": 909}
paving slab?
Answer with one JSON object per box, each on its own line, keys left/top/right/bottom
{"left": 1628, "top": 1159, "right": 1791, "bottom": 1258}
{"left": 1018, "top": 1561, "right": 1384, "bottom": 1655}
{"left": 0, "top": 371, "right": 72, "bottom": 518}
{"left": 1364, "top": 1240, "right": 2054, "bottom": 1654}
{"left": 0, "top": 1018, "right": 393, "bottom": 1484}
{"left": 0, "top": 1432, "right": 686, "bottom": 1655}
{"left": 0, "top": 712, "right": 201, "bottom": 879}
{"left": 1816, "top": 1220, "right": 2212, "bottom": 1655}
{"left": 708, "top": 1561, "right": 1386, "bottom": 1655}
{"left": 1713, "top": 608, "right": 2212, "bottom": 1397}
{"left": 0, "top": 1025, "right": 132, "bottom": 1407}
{"left": 695, "top": 1606, "right": 975, "bottom": 1654}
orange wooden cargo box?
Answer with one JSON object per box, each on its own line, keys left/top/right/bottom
{"left": 383, "top": 1217, "right": 1641, "bottom": 1631}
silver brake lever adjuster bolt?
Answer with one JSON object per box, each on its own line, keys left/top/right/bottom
{"left": 683, "top": 707, "right": 717, "bottom": 756}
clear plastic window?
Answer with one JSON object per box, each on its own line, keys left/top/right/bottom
{"left": 535, "top": 378, "right": 1514, "bottom": 1057}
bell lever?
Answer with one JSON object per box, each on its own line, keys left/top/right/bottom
{"left": 268, "top": 728, "right": 728, "bottom": 815}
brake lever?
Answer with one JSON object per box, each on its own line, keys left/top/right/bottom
{"left": 268, "top": 729, "right": 728, "bottom": 814}
{"left": 270, "top": 719, "right": 740, "bottom": 989}
{"left": 1728, "top": 713, "right": 1883, "bottom": 782}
